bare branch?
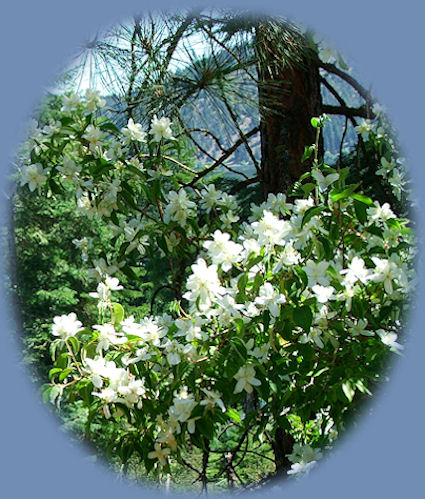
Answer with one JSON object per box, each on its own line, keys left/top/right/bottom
{"left": 319, "top": 61, "right": 374, "bottom": 110}
{"left": 322, "top": 104, "right": 372, "bottom": 119}
{"left": 183, "top": 126, "right": 260, "bottom": 187}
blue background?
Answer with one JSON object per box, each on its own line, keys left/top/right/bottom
{"left": 1, "top": 1, "right": 424, "bottom": 497}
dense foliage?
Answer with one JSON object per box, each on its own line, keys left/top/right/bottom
{"left": 13, "top": 87, "right": 414, "bottom": 491}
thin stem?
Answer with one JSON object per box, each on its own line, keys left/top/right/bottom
{"left": 65, "top": 339, "right": 83, "bottom": 376}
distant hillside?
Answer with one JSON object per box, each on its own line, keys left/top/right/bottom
{"left": 101, "top": 54, "right": 363, "bottom": 177}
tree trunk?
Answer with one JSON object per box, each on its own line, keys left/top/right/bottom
{"left": 255, "top": 23, "right": 323, "bottom": 197}
{"left": 271, "top": 427, "right": 295, "bottom": 476}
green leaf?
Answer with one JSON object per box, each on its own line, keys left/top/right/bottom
{"left": 354, "top": 199, "right": 368, "bottom": 224}
{"left": 313, "top": 367, "right": 329, "bottom": 378}
{"left": 112, "top": 302, "right": 125, "bottom": 324}
{"left": 59, "top": 367, "right": 73, "bottom": 382}
{"left": 126, "top": 164, "right": 146, "bottom": 181}
{"left": 317, "top": 236, "right": 333, "bottom": 260}
{"left": 294, "top": 266, "right": 308, "bottom": 291}
{"left": 98, "top": 122, "right": 121, "bottom": 135}
{"left": 121, "top": 265, "right": 138, "bottom": 280}
{"left": 355, "top": 379, "right": 372, "bottom": 395}
{"left": 225, "top": 408, "right": 242, "bottom": 424}
{"left": 330, "top": 184, "right": 359, "bottom": 202}
{"left": 120, "top": 188, "right": 138, "bottom": 211}
{"left": 302, "top": 145, "right": 314, "bottom": 162}
{"left": 311, "top": 117, "right": 320, "bottom": 128}
{"left": 293, "top": 306, "right": 313, "bottom": 331}
{"left": 48, "top": 367, "right": 62, "bottom": 378}
{"left": 49, "top": 179, "right": 63, "bottom": 195}
{"left": 50, "top": 340, "right": 60, "bottom": 361}
{"left": 49, "top": 385, "right": 62, "bottom": 405}
{"left": 301, "top": 182, "right": 316, "bottom": 196}
{"left": 237, "top": 273, "right": 248, "bottom": 298}
{"left": 342, "top": 381, "right": 356, "bottom": 402}
{"left": 67, "top": 336, "right": 80, "bottom": 355}
{"left": 302, "top": 206, "right": 326, "bottom": 228}
{"left": 351, "top": 193, "right": 373, "bottom": 206}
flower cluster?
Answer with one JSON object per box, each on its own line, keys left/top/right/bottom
{"left": 21, "top": 94, "right": 414, "bottom": 480}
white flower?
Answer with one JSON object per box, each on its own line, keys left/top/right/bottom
{"left": 372, "top": 103, "right": 386, "bottom": 118}
{"left": 300, "top": 326, "right": 324, "bottom": 349}
{"left": 355, "top": 119, "right": 373, "bottom": 140}
{"left": 252, "top": 210, "right": 291, "bottom": 246}
{"left": 137, "top": 317, "right": 166, "bottom": 345}
{"left": 249, "top": 201, "right": 267, "bottom": 221}
{"left": 82, "top": 124, "right": 104, "bottom": 150}
{"left": 203, "top": 230, "right": 243, "bottom": 271}
{"left": 61, "top": 93, "right": 81, "bottom": 112}
{"left": 20, "top": 163, "right": 48, "bottom": 192}
{"left": 241, "top": 238, "right": 261, "bottom": 262}
{"left": 72, "top": 237, "right": 91, "bottom": 261}
{"left": 346, "top": 318, "right": 373, "bottom": 337}
{"left": 118, "top": 377, "right": 146, "bottom": 406}
{"left": 370, "top": 257, "right": 402, "bottom": 294}
{"left": 42, "top": 119, "right": 62, "bottom": 137}
{"left": 149, "top": 115, "right": 174, "bottom": 142}
{"left": 293, "top": 197, "right": 314, "bottom": 215}
{"left": 367, "top": 201, "right": 395, "bottom": 223}
{"left": 161, "top": 339, "right": 183, "bottom": 365}
{"left": 311, "top": 169, "right": 339, "bottom": 191}
{"left": 92, "top": 323, "right": 127, "bottom": 353}
{"left": 273, "top": 241, "right": 300, "bottom": 272}
{"left": 336, "top": 283, "right": 359, "bottom": 312}
{"left": 174, "top": 318, "right": 206, "bottom": 342}
{"left": 234, "top": 364, "right": 261, "bottom": 394}
{"left": 200, "top": 184, "right": 224, "bottom": 212}
{"left": 52, "top": 313, "right": 83, "bottom": 340}
{"left": 388, "top": 169, "right": 405, "bottom": 199}
{"left": 312, "top": 284, "right": 335, "bottom": 303}
{"left": 200, "top": 388, "right": 226, "bottom": 412}
{"left": 148, "top": 443, "right": 170, "bottom": 466}
{"left": 85, "top": 89, "right": 106, "bottom": 112}
{"left": 83, "top": 356, "right": 109, "bottom": 388}
{"left": 87, "top": 258, "right": 120, "bottom": 282}
{"left": 218, "top": 193, "right": 238, "bottom": 211}
{"left": 169, "top": 387, "right": 197, "bottom": 422}
{"left": 249, "top": 342, "right": 270, "bottom": 364}
{"left": 219, "top": 210, "right": 240, "bottom": 230}
{"left": 288, "top": 443, "right": 322, "bottom": 463}
{"left": 157, "top": 425, "right": 178, "bottom": 451}
{"left": 377, "top": 329, "right": 403, "bottom": 352}
{"left": 304, "top": 260, "right": 330, "bottom": 287}
{"left": 183, "top": 258, "right": 226, "bottom": 311}
{"left": 57, "top": 157, "right": 81, "bottom": 180}
{"left": 340, "top": 256, "right": 371, "bottom": 286}
{"left": 89, "top": 276, "right": 123, "bottom": 305}
{"left": 287, "top": 460, "right": 317, "bottom": 477}
{"left": 255, "top": 282, "right": 286, "bottom": 317}
{"left": 92, "top": 386, "right": 120, "bottom": 405}
{"left": 215, "top": 294, "right": 244, "bottom": 324}
{"left": 265, "top": 192, "right": 293, "bottom": 215}
{"left": 376, "top": 157, "right": 395, "bottom": 177}
{"left": 122, "top": 118, "right": 146, "bottom": 143}
{"left": 163, "top": 189, "right": 196, "bottom": 226}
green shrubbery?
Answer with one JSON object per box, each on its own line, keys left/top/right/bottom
{"left": 13, "top": 91, "right": 414, "bottom": 491}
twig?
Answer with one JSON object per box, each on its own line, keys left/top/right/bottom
{"left": 183, "top": 126, "right": 260, "bottom": 187}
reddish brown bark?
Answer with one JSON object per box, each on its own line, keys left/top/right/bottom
{"left": 256, "top": 24, "right": 323, "bottom": 196}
